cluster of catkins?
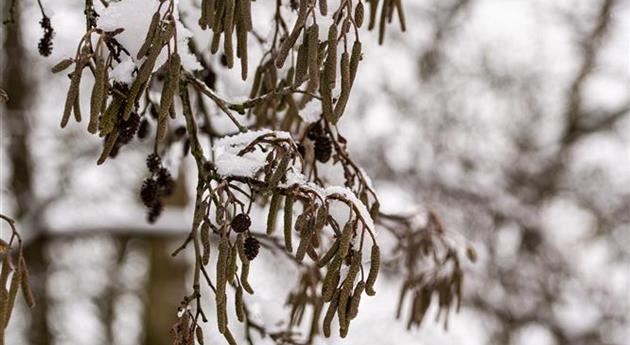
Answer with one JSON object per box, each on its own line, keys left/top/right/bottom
{"left": 140, "top": 153, "right": 175, "bottom": 223}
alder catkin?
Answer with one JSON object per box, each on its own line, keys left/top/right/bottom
{"left": 157, "top": 53, "right": 181, "bottom": 141}
{"left": 228, "top": 243, "right": 238, "bottom": 284}
{"left": 317, "top": 240, "right": 339, "bottom": 268}
{"left": 223, "top": 0, "right": 235, "bottom": 68}
{"left": 236, "top": 235, "right": 254, "bottom": 294}
{"left": 394, "top": 0, "right": 406, "bottom": 31}
{"left": 19, "top": 257, "right": 35, "bottom": 308}
{"left": 61, "top": 67, "right": 82, "bottom": 128}
{"left": 201, "top": 222, "right": 211, "bottom": 266}
{"left": 275, "top": 0, "right": 308, "bottom": 68}
{"left": 322, "top": 255, "right": 342, "bottom": 302}
{"left": 337, "top": 220, "right": 354, "bottom": 260}
{"left": 266, "top": 192, "right": 281, "bottom": 235}
{"left": 3, "top": 262, "right": 21, "bottom": 328}
{"left": 283, "top": 195, "right": 294, "bottom": 253}
{"left": 348, "top": 281, "right": 365, "bottom": 319}
{"left": 216, "top": 238, "right": 230, "bottom": 304}
{"left": 322, "top": 291, "right": 339, "bottom": 337}
{"left": 51, "top": 58, "right": 74, "bottom": 73}
{"left": 307, "top": 23, "right": 320, "bottom": 91}
{"left": 294, "top": 43, "right": 309, "bottom": 86}
{"left": 89, "top": 55, "right": 105, "bottom": 134}
{"left": 325, "top": 24, "right": 338, "bottom": 89}
{"left": 349, "top": 40, "right": 362, "bottom": 84}
{"left": 355, "top": 1, "right": 365, "bottom": 28}
{"left": 235, "top": 285, "right": 245, "bottom": 322}
{"left": 137, "top": 12, "right": 160, "bottom": 59}
{"left": 368, "top": 0, "right": 379, "bottom": 30}
{"left": 365, "top": 245, "right": 380, "bottom": 296}
{"left": 319, "top": 0, "right": 328, "bottom": 16}
{"left": 72, "top": 87, "right": 82, "bottom": 122}
{"left": 97, "top": 132, "right": 119, "bottom": 165}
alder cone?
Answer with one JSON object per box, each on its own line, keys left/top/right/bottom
{"left": 231, "top": 213, "right": 251, "bottom": 233}
{"left": 243, "top": 236, "right": 260, "bottom": 261}
{"left": 314, "top": 135, "right": 333, "bottom": 163}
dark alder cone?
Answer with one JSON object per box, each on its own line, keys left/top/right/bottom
{"left": 174, "top": 126, "right": 187, "bottom": 138}
{"left": 314, "top": 135, "right": 333, "bottom": 163}
{"left": 307, "top": 123, "right": 324, "bottom": 140}
{"left": 146, "top": 153, "right": 161, "bottom": 173}
{"left": 118, "top": 112, "right": 140, "bottom": 144}
{"left": 243, "top": 236, "right": 260, "bottom": 261}
{"left": 140, "top": 178, "right": 158, "bottom": 207}
{"left": 157, "top": 167, "right": 175, "bottom": 196}
{"left": 231, "top": 213, "right": 251, "bottom": 233}
{"left": 297, "top": 143, "right": 306, "bottom": 157}
{"left": 137, "top": 118, "right": 150, "bottom": 139}
{"left": 38, "top": 17, "right": 54, "bottom": 57}
{"left": 147, "top": 200, "right": 163, "bottom": 223}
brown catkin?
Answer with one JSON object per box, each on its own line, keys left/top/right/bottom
{"left": 201, "top": 222, "right": 211, "bottom": 265}
{"left": 332, "top": 51, "right": 351, "bottom": 122}
{"left": 368, "top": 0, "right": 379, "bottom": 30}
{"left": 236, "top": 0, "right": 248, "bottom": 80}
{"left": 319, "top": 0, "right": 328, "bottom": 15}
{"left": 223, "top": 0, "right": 236, "bottom": 68}
{"left": 266, "top": 192, "right": 281, "bottom": 235}
{"left": 216, "top": 238, "right": 230, "bottom": 304}
{"left": 394, "top": 0, "right": 406, "bottom": 31}
{"left": 294, "top": 43, "right": 309, "bottom": 86}
{"left": 365, "top": 245, "right": 380, "bottom": 296}
{"left": 61, "top": 66, "right": 83, "bottom": 128}
{"left": 19, "top": 257, "right": 35, "bottom": 308}
{"left": 122, "top": 23, "right": 170, "bottom": 121}
{"left": 157, "top": 53, "right": 181, "bottom": 141}
{"left": 325, "top": 24, "right": 338, "bottom": 89}
{"left": 337, "top": 220, "right": 353, "bottom": 260}
{"left": 283, "top": 195, "right": 294, "bottom": 252}
{"left": 137, "top": 12, "right": 160, "bottom": 59}
{"left": 3, "top": 262, "right": 21, "bottom": 328}
{"left": 295, "top": 216, "right": 315, "bottom": 263}
{"left": 228, "top": 243, "right": 238, "bottom": 283}
{"left": 99, "top": 95, "right": 122, "bottom": 136}
{"left": 275, "top": 0, "right": 308, "bottom": 68}
{"left": 72, "top": 86, "right": 82, "bottom": 122}
{"left": 349, "top": 40, "right": 362, "bottom": 84}
{"left": 317, "top": 240, "right": 339, "bottom": 268}
{"left": 97, "top": 132, "right": 119, "bottom": 165}
{"left": 51, "top": 58, "right": 74, "bottom": 73}
{"left": 235, "top": 285, "right": 245, "bottom": 322}
{"left": 355, "top": 1, "right": 365, "bottom": 28}
{"left": 322, "top": 291, "right": 339, "bottom": 337}
{"left": 236, "top": 235, "right": 254, "bottom": 294}
{"left": 89, "top": 55, "right": 105, "bottom": 134}
{"left": 195, "top": 326, "right": 204, "bottom": 345}
{"left": 307, "top": 23, "right": 320, "bottom": 91}
{"left": 322, "top": 255, "right": 342, "bottom": 302}
{"left": 338, "top": 254, "right": 360, "bottom": 334}
{"left": 222, "top": 327, "right": 237, "bottom": 345}
{"left": 241, "top": 0, "right": 252, "bottom": 31}
{"left": 212, "top": 0, "right": 226, "bottom": 33}
{"left": 348, "top": 281, "right": 365, "bottom": 319}
{"left": 249, "top": 66, "right": 262, "bottom": 97}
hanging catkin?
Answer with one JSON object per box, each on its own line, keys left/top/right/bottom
{"left": 294, "top": 43, "right": 309, "bottom": 86}
{"left": 137, "top": 11, "right": 160, "bottom": 59}
{"left": 307, "top": 23, "right": 320, "bottom": 92}
{"left": 275, "top": 0, "right": 308, "bottom": 68}
{"left": 235, "top": 285, "right": 245, "bottom": 322}
{"left": 61, "top": 62, "right": 84, "bottom": 128}
{"left": 89, "top": 55, "right": 105, "bottom": 134}
{"left": 266, "top": 192, "right": 281, "bottom": 234}
{"left": 223, "top": 0, "right": 236, "bottom": 68}
{"left": 324, "top": 24, "right": 338, "bottom": 89}
{"left": 51, "top": 58, "right": 74, "bottom": 73}
{"left": 319, "top": 0, "right": 328, "bottom": 16}
{"left": 355, "top": 1, "right": 365, "bottom": 28}
{"left": 157, "top": 53, "right": 181, "bottom": 141}
{"left": 322, "top": 291, "right": 339, "bottom": 337}
{"left": 365, "top": 244, "right": 380, "bottom": 295}
{"left": 317, "top": 240, "right": 339, "bottom": 268}
{"left": 348, "top": 281, "right": 365, "bottom": 319}
{"left": 236, "top": 0, "right": 248, "bottom": 80}
{"left": 216, "top": 238, "right": 230, "bottom": 304}
{"left": 19, "top": 257, "right": 35, "bottom": 308}
{"left": 201, "top": 222, "right": 211, "bottom": 265}
{"left": 236, "top": 235, "right": 254, "bottom": 294}
{"left": 97, "top": 132, "right": 119, "bottom": 165}
{"left": 283, "top": 195, "right": 294, "bottom": 252}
